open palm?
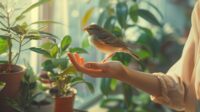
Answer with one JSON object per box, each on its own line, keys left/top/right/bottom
{"left": 67, "top": 53, "right": 126, "bottom": 79}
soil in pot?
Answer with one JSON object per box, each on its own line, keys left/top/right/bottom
{"left": 0, "top": 64, "right": 26, "bottom": 112}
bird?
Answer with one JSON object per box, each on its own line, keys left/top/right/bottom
{"left": 84, "top": 24, "right": 140, "bottom": 63}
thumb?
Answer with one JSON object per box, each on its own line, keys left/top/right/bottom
{"left": 84, "top": 62, "right": 107, "bottom": 70}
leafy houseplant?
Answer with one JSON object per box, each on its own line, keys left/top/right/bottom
{"left": 30, "top": 35, "right": 94, "bottom": 112}
{"left": 7, "top": 63, "right": 52, "bottom": 112}
{"left": 0, "top": 0, "right": 58, "bottom": 111}
{"left": 82, "top": 0, "right": 180, "bottom": 112}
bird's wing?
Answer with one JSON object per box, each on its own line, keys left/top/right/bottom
{"left": 99, "top": 34, "right": 127, "bottom": 48}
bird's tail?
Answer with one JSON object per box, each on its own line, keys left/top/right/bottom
{"left": 124, "top": 48, "right": 146, "bottom": 71}
{"left": 124, "top": 48, "right": 140, "bottom": 61}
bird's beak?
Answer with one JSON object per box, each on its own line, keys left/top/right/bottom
{"left": 83, "top": 26, "right": 90, "bottom": 31}
{"left": 83, "top": 25, "right": 94, "bottom": 35}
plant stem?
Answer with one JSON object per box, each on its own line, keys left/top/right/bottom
{"left": 11, "top": 37, "right": 20, "bottom": 43}
{"left": 6, "top": 10, "right": 12, "bottom": 72}
{"left": 22, "top": 39, "right": 31, "bottom": 46}
{"left": 11, "top": 53, "right": 19, "bottom": 62}
{"left": 15, "top": 37, "right": 23, "bottom": 64}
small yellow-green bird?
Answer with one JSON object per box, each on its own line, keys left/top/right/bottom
{"left": 84, "top": 24, "right": 140, "bottom": 62}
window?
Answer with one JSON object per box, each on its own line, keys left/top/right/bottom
{"left": 39, "top": 0, "right": 102, "bottom": 109}
{"left": 0, "top": 0, "right": 39, "bottom": 72}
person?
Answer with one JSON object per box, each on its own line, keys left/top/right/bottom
{"left": 67, "top": 1, "right": 200, "bottom": 111}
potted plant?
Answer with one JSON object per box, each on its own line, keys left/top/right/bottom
{"left": 6, "top": 63, "right": 54, "bottom": 112}
{"left": 0, "top": 0, "right": 58, "bottom": 111}
{"left": 30, "top": 35, "right": 94, "bottom": 112}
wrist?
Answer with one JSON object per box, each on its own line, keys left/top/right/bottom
{"left": 115, "top": 65, "right": 132, "bottom": 81}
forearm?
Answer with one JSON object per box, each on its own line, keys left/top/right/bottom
{"left": 118, "top": 66, "right": 161, "bottom": 96}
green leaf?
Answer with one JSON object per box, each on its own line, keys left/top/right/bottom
{"left": 81, "top": 7, "right": 95, "bottom": 28}
{"left": 52, "top": 58, "right": 68, "bottom": 70}
{"left": 0, "top": 81, "right": 5, "bottom": 91}
{"left": 0, "top": 38, "right": 8, "bottom": 54}
{"left": 39, "top": 31, "right": 58, "bottom": 42}
{"left": 135, "top": 50, "right": 151, "bottom": 60}
{"left": 70, "top": 78, "right": 84, "bottom": 86}
{"left": 137, "top": 25, "right": 153, "bottom": 37}
{"left": 144, "top": 0, "right": 164, "bottom": 20}
{"left": 33, "top": 92, "right": 47, "bottom": 103}
{"left": 0, "top": 2, "right": 5, "bottom": 9}
{"left": 110, "top": 79, "right": 118, "bottom": 91}
{"left": 116, "top": 2, "right": 128, "bottom": 28}
{"left": 104, "top": 16, "right": 116, "bottom": 32}
{"left": 122, "top": 83, "right": 133, "bottom": 108}
{"left": 0, "top": 35, "right": 9, "bottom": 39}
{"left": 70, "top": 78, "right": 94, "bottom": 93}
{"left": 29, "top": 20, "right": 62, "bottom": 26}
{"left": 0, "top": 21, "right": 7, "bottom": 28}
{"left": 11, "top": 25, "right": 27, "bottom": 35}
{"left": 112, "top": 26, "right": 123, "bottom": 38}
{"left": 97, "top": 9, "right": 109, "bottom": 26}
{"left": 61, "top": 35, "right": 72, "bottom": 52}
{"left": 129, "top": 4, "right": 139, "bottom": 23}
{"left": 16, "top": 0, "right": 50, "bottom": 21}
{"left": 0, "top": 28, "right": 9, "bottom": 32}
{"left": 50, "top": 45, "right": 59, "bottom": 57}
{"left": 136, "top": 33, "right": 159, "bottom": 57}
{"left": 6, "top": 98, "right": 23, "bottom": 112}
{"left": 100, "top": 98, "right": 123, "bottom": 109}
{"left": 25, "top": 32, "right": 41, "bottom": 40}
{"left": 42, "top": 60, "right": 56, "bottom": 71}
{"left": 15, "top": 15, "right": 25, "bottom": 21}
{"left": 0, "top": 60, "right": 8, "bottom": 64}
{"left": 136, "top": 33, "right": 151, "bottom": 45}
{"left": 100, "top": 78, "right": 112, "bottom": 95}
{"left": 112, "top": 52, "right": 131, "bottom": 66}
{"left": 0, "top": 15, "right": 5, "bottom": 19}
{"left": 69, "top": 47, "right": 88, "bottom": 54}
{"left": 61, "top": 65, "right": 77, "bottom": 75}
{"left": 40, "top": 41, "right": 55, "bottom": 50}
{"left": 30, "top": 47, "right": 51, "bottom": 57}
{"left": 85, "top": 81, "right": 94, "bottom": 93}
{"left": 138, "top": 9, "right": 162, "bottom": 27}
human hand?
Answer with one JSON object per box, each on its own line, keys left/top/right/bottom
{"left": 67, "top": 52, "right": 126, "bottom": 79}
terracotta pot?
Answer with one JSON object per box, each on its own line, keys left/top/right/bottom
{"left": 0, "top": 64, "right": 26, "bottom": 112}
{"left": 54, "top": 89, "right": 77, "bottom": 112}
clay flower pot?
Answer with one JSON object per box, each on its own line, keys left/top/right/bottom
{"left": 0, "top": 64, "right": 26, "bottom": 112}
{"left": 54, "top": 89, "right": 77, "bottom": 112}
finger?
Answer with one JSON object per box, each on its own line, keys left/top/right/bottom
{"left": 68, "top": 53, "right": 103, "bottom": 74}
{"left": 76, "top": 53, "right": 83, "bottom": 65}
{"left": 79, "top": 57, "right": 85, "bottom": 66}
{"left": 74, "top": 53, "right": 81, "bottom": 64}
{"left": 83, "top": 68, "right": 103, "bottom": 74}
{"left": 67, "top": 53, "right": 82, "bottom": 69}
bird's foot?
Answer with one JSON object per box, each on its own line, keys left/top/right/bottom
{"left": 101, "top": 52, "right": 116, "bottom": 63}
{"left": 101, "top": 58, "right": 109, "bottom": 63}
